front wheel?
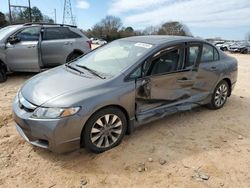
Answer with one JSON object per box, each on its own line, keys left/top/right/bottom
{"left": 208, "top": 80, "right": 229, "bottom": 109}
{"left": 82, "top": 107, "right": 127, "bottom": 153}
{"left": 0, "top": 68, "right": 7, "bottom": 83}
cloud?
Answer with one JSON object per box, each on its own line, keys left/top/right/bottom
{"left": 76, "top": 0, "right": 90, "bottom": 9}
{"left": 109, "top": 0, "right": 250, "bottom": 28}
{"left": 108, "top": 0, "right": 172, "bottom": 15}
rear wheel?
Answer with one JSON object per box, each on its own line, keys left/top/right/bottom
{"left": 208, "top": 80, "right": 229, "bottom": 109}
{"left": 0, "top": 68, "right": 7, "bottom": 83}
{"left": 82, "top": 107, "right": 127, "bottom": 153}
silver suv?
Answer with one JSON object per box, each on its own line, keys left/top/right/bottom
{"left": 0, "top": 23, "right": 91, "bottom": 82}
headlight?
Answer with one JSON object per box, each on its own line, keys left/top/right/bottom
{"left": 32, "top": 107, "right": 80, "bottom": 119}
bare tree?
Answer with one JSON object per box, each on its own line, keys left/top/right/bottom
{"left": 157, "top": 21, "right": 192, "bottom": 36}
{"left": 89, "top": 16, "right": 123, "bottom": 41}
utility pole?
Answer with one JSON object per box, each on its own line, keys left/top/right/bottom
{"left": 54, "top": 9, "right": 57, "bottom": 23}
{"left": 28, "top": 0, "right": 32, "bottom": 22}
{"left": 8, "top": 0, "right": 32, "bottom": 24}
{"left": 63, "top": 0, "right": 75, "bottom": 25}
{"left": 8, "top": 0, "right": 12, "bottom": 24}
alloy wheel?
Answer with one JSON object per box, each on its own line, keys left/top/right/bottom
{"left": 90, "top": 114, "right": 123, "bottom": 148}
{"left": 214, "top": 83, "right": 228, "bottom": 107}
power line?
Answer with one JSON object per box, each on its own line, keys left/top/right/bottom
{"left": 8, "top": 0, "right": 32, "bottom": 24}
{"left": 62, "top": 0, "right": 75, "bottom": 26}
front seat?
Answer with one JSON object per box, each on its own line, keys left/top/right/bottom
{"left": 151, "top": 52, "right": 179, "bottom": 75}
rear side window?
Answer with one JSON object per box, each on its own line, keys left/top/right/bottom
{"left": 185, "top": 46, "right": 200, "bottom": 69}
{"left": 64, "top": 28, "right": 82, "bottom": 38}
{"left": 201, "top": 44, "right": 219, "bottom": 62}
{"left": 43, "top": 27, "right": 81, "bottom": 40}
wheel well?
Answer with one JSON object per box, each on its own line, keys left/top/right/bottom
{"left": 222, "top": 78, "right": 232, "bottom": 96}
{"left": 71, "top": 49, "right": 84, "bottom": 56}
{"left": 80, "top": 105, "right": 130, "bottom": 148}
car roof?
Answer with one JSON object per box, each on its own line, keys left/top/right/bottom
{"left": 11, "top": 23, "right": 77, "bottom": 28}
{"left": 119, "top": 35, "right": 204, "bottom": 45}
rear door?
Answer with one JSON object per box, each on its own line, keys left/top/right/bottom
{"left": 135, "top": 43, "right": 202, "bottom": 123}
{"left": 193, "top": 43, "right": 223, "bottom": 102}
{"left": 41, "top": 27, "right": 74, "bottom": 67}
{"left": 6, "top": 26, "right": 41, "bottom": 71}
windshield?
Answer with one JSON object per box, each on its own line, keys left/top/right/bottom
{"left": 0, "top": 25, "right": 19, "bottom": 41}
{"left": 74, "top": 40, "right": 153, "bottom": 76}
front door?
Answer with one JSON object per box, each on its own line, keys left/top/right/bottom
{"left": 6, "top": 26, "right": 41, "bottom": 72}
{"left": 135, "top": 43, "right": 202, "bottom": 123}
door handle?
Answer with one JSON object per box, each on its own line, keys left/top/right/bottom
{"left": 64, "top": 42, "right": 69, "bottom": 45}
{"left": 177, "top": 77, "right": 193, "bottom": 84}
{"left": 178, "top": 77, "right": 189, "bottom": 81}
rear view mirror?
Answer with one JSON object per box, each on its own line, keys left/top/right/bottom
{"left": 8, "top": 36, "right": 20, "bottom": 45}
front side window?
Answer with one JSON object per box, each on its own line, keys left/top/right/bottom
{"left": 16, "top": 27, "right": 40, "bottom": 41}
{"left": 149, "top": 48, "right": 184, "bottom": 75}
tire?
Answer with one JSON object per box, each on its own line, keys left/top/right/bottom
{"left": 0, "top": 68, "right": 7, "bottom": 83}
{"left": 82, "top": 107, "right": 127, "bottom": 153}
{"left": 208, "top": 80, "right": 229, "bottom": 110}
{"left": 66, "top": 52, "right": 82, "bottom": 63}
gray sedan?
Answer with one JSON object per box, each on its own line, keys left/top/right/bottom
{"left": 12, "top": 36, "right": 238, "bottom": 153}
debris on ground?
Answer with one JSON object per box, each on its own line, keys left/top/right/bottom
{"left": 238, "top": 135, "right": 243, "bottom": 140}
{"left": 192, "top": 170, "right": 210, "bottom": 181}
{"left": 148, "top": 157, "right": 153, "bottom": 162}
{"left": 159, "top": 159, "right": 167, "bottom": 165}
{"left": 80, "top": 177, "right": 88, "bottom": 187}
{"left": 137, "top": 162, "right": 147, "bottom": 172}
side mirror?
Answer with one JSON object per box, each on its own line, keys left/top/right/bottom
{"left": 8, "top": 36, "right": 20, "bottom": 45}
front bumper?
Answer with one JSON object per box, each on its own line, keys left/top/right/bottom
{"left": 12, "top": 95, "right": 86, "bottom": 153}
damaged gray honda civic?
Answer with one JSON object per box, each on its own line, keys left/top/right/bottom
{"left": 12, "top": 36, "right": 238, "bottom": 153}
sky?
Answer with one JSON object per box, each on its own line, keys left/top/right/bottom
{"left": 0, "top": 0, "right": 250, "bottom": 40}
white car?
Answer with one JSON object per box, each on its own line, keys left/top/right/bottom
{"left": 97, "top": 39, "right": 107, "bottom": 45}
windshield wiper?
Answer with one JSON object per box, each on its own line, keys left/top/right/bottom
{"left": 65, "top": 64, "right": 84, "bottom": 74}
{"left": 76, "top": 65, "right": 106, "bottom": 79}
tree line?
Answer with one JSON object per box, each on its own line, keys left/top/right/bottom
{"left": 0, "top": 6, "right": 54, "bottom": 28}
{"left": 83, "top": 16, "right": 192, "bottom": 41}
{"left": 1, "top": 8, "right": 193, "bottom": 41}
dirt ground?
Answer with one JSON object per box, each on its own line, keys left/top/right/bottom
{"left": 0, "top": 53, "right": 250, "bottom": 188}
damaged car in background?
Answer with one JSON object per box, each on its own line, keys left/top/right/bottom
{"left": 229, "top": 42, "right": 250, "bottom": 54}
{"left": 12, "top": 36, "right": 238, "bottom": 153}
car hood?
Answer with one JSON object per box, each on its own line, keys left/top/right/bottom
{"left": 21, "top": 66, "right": 108, "bottom": 106}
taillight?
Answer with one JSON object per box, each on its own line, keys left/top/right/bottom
{"left": 87, "top": 41, "right": 92, "bottom": 49}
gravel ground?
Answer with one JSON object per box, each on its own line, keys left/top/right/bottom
{"left": 0, "top": 53, "right": 250, "bottom": 188}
